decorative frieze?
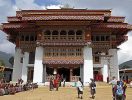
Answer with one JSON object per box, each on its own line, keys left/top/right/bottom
{"left": 44, "top": 60, "right": 83, "bottom": 64}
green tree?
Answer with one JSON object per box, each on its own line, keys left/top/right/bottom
{"left": 0, "top": 59, "right": 5, "bottom": 79}
{"left": 0, "top": 59, "right": 5, "bottom": 66}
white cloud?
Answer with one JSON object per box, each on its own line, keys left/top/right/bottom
{"left": 118, "top": 34, "right": 132, "bottom": 64}
{"left": 42, "top": 5, "right": 62, "bottom": 9}
{"left": 0, "top": 39, "right": 15, "bottom": 54}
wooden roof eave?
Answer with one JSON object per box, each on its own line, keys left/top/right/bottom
{"left": 92, "top": 23, "right": 131, "bottom": 29}
{"left": 0, "top": 24, "right": 3, "bottom": 31}
{"left": 21, "top": 15, "right": 104, "bottom": 21}
{"left": 2, "top": 23, "right": 35, "bottom": 29}
{"left": 16, "top": 9, "right": 111, "bottom": 18}
{"left": 107, "top": 16, "right": 125, "bottom": 23}
{"left": 8, "top": 16, "right": 21, "bottom": 22}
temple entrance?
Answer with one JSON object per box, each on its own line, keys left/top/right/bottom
{"left": 94, "top": 68, "right": 103, "bottom": 81}
{"left": 45, "top": 64, "right": 81, "bottom": 82}
{"left": 58, "top": 68, "right": 70, "bottom": 82}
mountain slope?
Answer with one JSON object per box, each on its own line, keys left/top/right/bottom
{"left": 0, "top": 51, "right": 13, "bottom": 68}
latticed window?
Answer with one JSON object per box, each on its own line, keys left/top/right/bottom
{"left": 76, "top": 30, "right": 83, "bottom": 40}
{"left": 60, "top": 48, "right": 67, "bottom": 56}
{"left": 68, "top": 30, "right": 75, "bottom": 40}
{"left": 60, "top": 30, "right": 67, "bottom": 40}
{"left": 52, "top": 30, "right": 58, "bottom": 40}
{"left": 76, "top": 48, "right": 82, "bottom": 56}
{"left": 45, "top": 48, "right": 52, "bottom": 57}
{"left": 52, "top": 48, "right": 59, "bottom": 56}
{"left": 44, "top": 30, "right": 51, "bottom": 40}
{"left": 68, "top": 48, "right": 75, "bottom": 56}
{"left": 43, "top": 30, "right": 83, "bottom": 41}
{"left": 44, "top": 47, "right": 82, "bottom": 57}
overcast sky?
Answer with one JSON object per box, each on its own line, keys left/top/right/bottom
{"left": 0, "top": 0, "right": 132, "bottom": 64}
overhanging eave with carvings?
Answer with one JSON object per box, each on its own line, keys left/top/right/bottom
{"left": 36, "top": 41, "right": 90, "bottom": 46}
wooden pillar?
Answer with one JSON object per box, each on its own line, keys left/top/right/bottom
{"left": 85, "top": 28, "right": 91, "bottom": 42}
{"left": 70, "top": 68, "right": 73, "bottom": 82}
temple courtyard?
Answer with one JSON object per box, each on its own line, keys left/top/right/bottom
{"left": 0, "top": 83, "right": 132, "bottom": 100}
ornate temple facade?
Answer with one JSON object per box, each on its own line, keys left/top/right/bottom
{"left": 1, "top": 8, "right": 132, "bottom": 85}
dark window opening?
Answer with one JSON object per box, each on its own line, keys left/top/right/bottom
{"left": 106, "top": 36, "right": 110, "bottom": 41}
{"left": 68, "top": 30, "right": 75, "bottom": 35}
{"left": 29, "top": 52, "right": 35, "bottom": 64}
{"left": 21, "top": 35, "right": 24, "bottom": 41}
{"left": 25, "top": 35, "right": 29, "bottom": 41}
{"left": 30, "top": 36, "right": 34, "bottom": 41}
{"left": 96, "top": 36, "right": 100, "bottom": 41}
{"left": 101, "top": 36, "right": 105, "bottom": 41}
{"left": 60, "top": 30, "right": 67, "bottom": 35}
{"left": 94, "top": 56, "right": 100, "bottom": 63}
{"left": 44, "top": 30, "right": 51, "bottom": 35}
{"left": 76, "top": 30, "right": 82, "bottom": 35}
{"left": 52, "top": 30, "right": 58, "bottom": 35}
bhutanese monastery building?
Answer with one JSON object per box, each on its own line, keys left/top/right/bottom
{"left": 0, "top": 8, "right": 132, "bottom": 85}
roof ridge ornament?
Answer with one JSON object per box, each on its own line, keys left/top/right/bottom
{"left": 60, "top": 4, "right": 74, "bottom": 9}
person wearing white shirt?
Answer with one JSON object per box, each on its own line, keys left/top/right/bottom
{"left": 76, "top": 77, "right": 83, "bottom": 99}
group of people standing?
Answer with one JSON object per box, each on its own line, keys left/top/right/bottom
{"left": 76, "top": 76, "right": 128, "bottom": 100}
{"left": 49, "top": 74, "right": 65, "bottom": 91}
{"left": 109, "top": 76, "right": 127, "bottom": 100}
{"left": 0, "top": 78, "right": 38, "bottom": 96}
{"left": 76, "top": 78, "right": 96, "bottom": 99}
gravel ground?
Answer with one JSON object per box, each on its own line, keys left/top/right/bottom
{"left": 0, "top": 85, "right": 132, "bottom": 100}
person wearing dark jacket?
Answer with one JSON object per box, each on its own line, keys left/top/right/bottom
{"left": 89, "top": 78, "right": 96, "bottom": 99}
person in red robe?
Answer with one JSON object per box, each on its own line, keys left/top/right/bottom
{"left": 54, "top": 77, "right": 59, "bottom": 91}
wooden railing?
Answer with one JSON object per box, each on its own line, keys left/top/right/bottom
{"left": 92, "top": 41, "right": 111, "bottom": 48}
{"left": 19, "top": 41, "right": 36, "bottom": 51}
{"left": 46, "top": 76, "right": 80, "bottom": 82}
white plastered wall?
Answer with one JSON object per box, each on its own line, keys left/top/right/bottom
{"left": 12, "top": 48, "right": 23, "bottom": 82}
{"left": 83, "top": 46, "right": 93, "bottom": 85}
{"left": 21, "top": 52, "right": 29, "bottom": 82}
{"left": 109, "top": 49, "right": 119, "bottom": 80}
{"left": 33, "top": 46, "right": 44, "bottom": 84}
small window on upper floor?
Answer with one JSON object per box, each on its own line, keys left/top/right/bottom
{"left": 76, "top": 30, "right": 82, "bottom": 35}
{"left": 101, "top": 36, "right": 105, "bottom": 41}
{"left": 52, "top": 30, "right": 58, "bottom": 35}
{"left": 106, "top": 36, "right": 110, "bottom": 41}
{"left": 30, "top": 36, "right": 34, "bottom": 41}
{"left": 21, "top": 35, "right": 24, "bottom": 41}
{"left": 35, "top": 35, "right": 37, "bottom": 41}
{"left": 68, "top": 30, "right": 75, "bottom": 35}
{"left": 44, "top": 30, "right": 51, "bottom": 35}
{"left": 20, "top": 57, "right": 23, "bottom": 63}
{"left": 25, "top": 35, "right": 29, "bottom": 41}
{"left": 96, "top": 36, "right": 100, "bottom": 41}
{"left": 60, "top": 30, "right": 67, "bottom": 35}
{"left": 94, "top": 56, "right": 100, "bottom": 64}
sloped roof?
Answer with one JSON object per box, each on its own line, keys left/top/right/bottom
{"left": 119, "top": 60, "right": 132, "bottom": 69}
